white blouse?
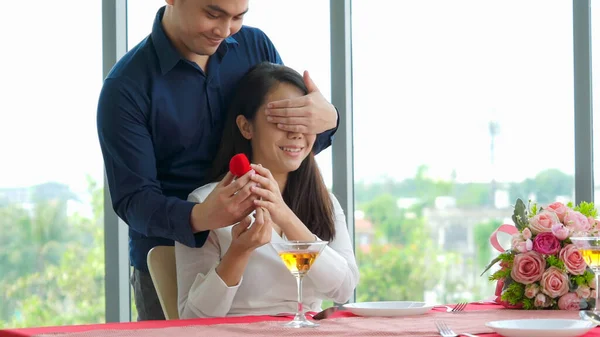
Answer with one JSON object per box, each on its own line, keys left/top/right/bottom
{"left": 175, "top": 182, "right": 359, "bottom": 319}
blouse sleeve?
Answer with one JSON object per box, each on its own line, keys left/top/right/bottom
{"left": 175, "top": 183, "right": 242, "bottom": 318}
{"left": 306, "top": 193, "right": 360, "bottom": 303}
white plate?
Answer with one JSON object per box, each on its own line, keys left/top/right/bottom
{"left": 485, "top": 319, "right": 596, "bottom": 337}
{"left": 342, "top": 301, "right": 433, "bottom": 317}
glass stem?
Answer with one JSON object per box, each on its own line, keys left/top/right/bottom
{"left": 594, "top": 270, "right": 600, "bottom": 311}
{"left": 296, "top": 275, "right": 304, "bottom": 318}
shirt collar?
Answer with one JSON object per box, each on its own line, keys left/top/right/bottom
{"left": 151, "top": 6, "right": 239, "bottom": 75}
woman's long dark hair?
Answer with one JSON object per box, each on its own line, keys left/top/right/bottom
{"left": 210, "top": 62, "right": 335, "bottom": 241}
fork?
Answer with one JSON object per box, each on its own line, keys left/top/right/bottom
{"left": 435, "top": 301, "right": 469, "bottom": 313}
{"left": 434, "top": 320, "right": 479, "bottom": 337}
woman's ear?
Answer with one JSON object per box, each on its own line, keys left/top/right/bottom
{"left": 236, "top": 115, "right": 253, "bottom": 140}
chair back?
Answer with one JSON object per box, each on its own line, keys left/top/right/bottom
{"left": 147, "top": 245, "right": 179, "bottom": 319}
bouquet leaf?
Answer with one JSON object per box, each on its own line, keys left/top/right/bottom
{"left": 546, "top": 255, "right": 565, "bottom": 272}
{"left": 572, "top": 270, "right": 595, "bottom": 287}
{"left": 490, "top": 268, "right": 511, "bottom": 281}
{"left": 575, "top": 201, "right": 598, "bottom": 218}
{"left": 529, "top": 199, "right": 539, "bottom": 217}
{"left": 480, "top": 251, "right": 512, "bottom": 276}
{"left": 480, "top": 255, "right": 502, "bottom": 277}
{"left": 522, "top": 297, "right": 535, "bottom": 310}
{"left": 501, "top": 282, "right": 525, "bottom": 305}
{"left": 512, "top": 198, "right": 528, "bottom": 230}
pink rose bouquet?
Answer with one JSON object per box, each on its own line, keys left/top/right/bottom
{"left": 483, "top": 198, "right": 599, "bottom": 310}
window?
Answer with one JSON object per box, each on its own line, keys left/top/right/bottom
{"left": 0, "top": 1, "right": 105, "bottom": 328}
{"left": 352, "top": 0, "right": 574, "bottom": 303}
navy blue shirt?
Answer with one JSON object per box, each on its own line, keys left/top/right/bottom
{"left": 97, "top": 7, "right": 337, "bottom": 272}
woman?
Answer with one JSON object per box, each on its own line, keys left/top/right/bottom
{"left": 175, "top": 62, "right": 359, "bottom": 319}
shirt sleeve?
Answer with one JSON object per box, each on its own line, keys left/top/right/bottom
{"left": 307, "top": 193, "right": 359, "bottom": 303}
{"left": 313, "top": 108, "right": 339, "bottom": 155}
{"left": 97, "top": 77, "right": 203, "bottom": 248}
{"left": 175, "top": 232, "right": 241, "bottom": 318}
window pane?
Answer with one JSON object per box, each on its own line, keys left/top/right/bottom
{"left": 0, "top": 2, "right": 105, "bottom": 328}
{"left": 592, "top": 1, "right": 600, "bottom": 201}
{"left": 352, "top": 0, "right": 574, "bottom": 303}
{"left": 128, "top": 0, "right": 165, "bottom": 50}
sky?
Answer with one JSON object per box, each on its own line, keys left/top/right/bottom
{"left": 1, "top": 0, "right": 599, "bottom": 198}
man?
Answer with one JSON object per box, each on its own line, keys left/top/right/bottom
{"left": 97, "top": 0, "right": 339, "bottom": 321}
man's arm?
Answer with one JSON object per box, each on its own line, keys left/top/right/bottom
{"left": 97, "top": 77, "right": 205, "bottom": 247}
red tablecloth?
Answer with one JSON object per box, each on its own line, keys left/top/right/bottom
{"left": 1, "top": 304, "right": 599, "bottom": 337}
{"left": 0, "top": 314, "right": 290, "bottom": 337}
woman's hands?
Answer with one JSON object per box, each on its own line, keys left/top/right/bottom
{"left": 229, "top": 207, "right": 273, "bottom": 256}
{"left": 249, "top": 164, "right": 317, "bottom": 242}
{"left": 216, "top": 207, "right": 272, "bottom": 287}
{"left": 191, "top": 170, "right": 258, "bottom": 233}
{"left": 249, "top": 164, "right": 298, "bottom": 229}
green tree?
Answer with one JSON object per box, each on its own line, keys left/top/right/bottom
{"left": 0, "top": 197, "right": 76, "bottom": 322}
{"left": 361, "top": 194, "right": 404, "bottom": 244}
{"left": 510, "top": 169, "right": 573, "bottom": 204}
{"left": 0, "top": 177, "right": 104, "bottom": 328}
{"left": 356, "top": 241, "right": 441, "bottom": 302}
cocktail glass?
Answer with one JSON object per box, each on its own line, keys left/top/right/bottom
{"left": 271, "top": 240, "right": 328, "bottom": 328}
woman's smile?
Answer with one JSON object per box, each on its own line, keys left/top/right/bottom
{"left": 279, "top": 146, "right": 304, "bottom": 157}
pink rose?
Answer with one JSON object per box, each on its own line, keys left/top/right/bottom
{"left": 559, "top": 244, "right": 587, "bottom": 275}
{"left": 524, "top": 283, "right": 540, "bottom": 299}
{"left": 564, "top": 211, "right": 591, "bottom": 233}
{"left": 576, "top": 285, "right": 591, "bottom": 299}
{"left": 532, "top": 232, "right": 561, "bottom": 255}
{"left": 592, "top": 290, "right": 597, "bottom": 299}
{"left": 540, "top": 266, "right": 570, "bottom": 298}
{"left": 546, "top": 202, "right": 570, "bottom": 222}
{"left": 515, "top": 239, "right": 533, "bottom": 253}
{"left": 528, "top": 211, "right": 560, "bottom": 234}
{"left": 551, "top": 223, "right": 570, "bottom": 240}
{"left": 511, "top": 251, "right": 546, "bottom": 284}
{"left": 534, "top": 293, "right": 551, "bottom": 307}
{"left": 557, "top": 292, "right": 581, "bottom": 310}
{"left": 588, "top": 278, "right": 596, "bottom": 289}
{"left": 522, "top": 228, "right": 532, "bottom": 240}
